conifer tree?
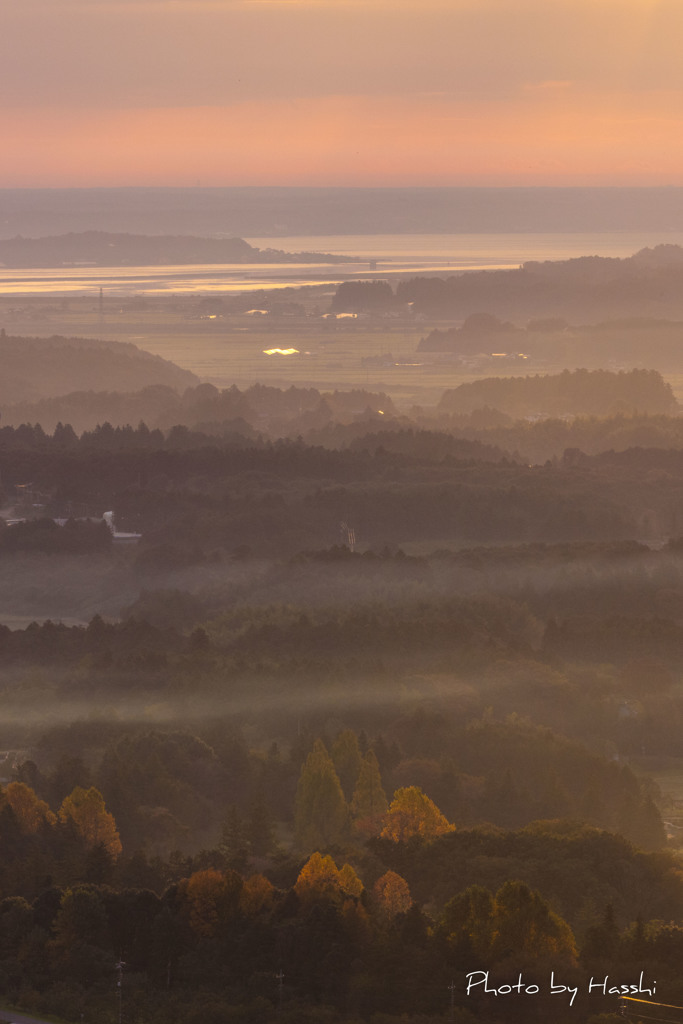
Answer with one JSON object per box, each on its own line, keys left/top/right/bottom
{"left": 350, "top": 750, "right": 388, "bottom": 837}
{"left": 331, "top": 729, "right": 362, "bottom": 800}
{"left": 294, "top": 739, "right": 348, "bottom": 851}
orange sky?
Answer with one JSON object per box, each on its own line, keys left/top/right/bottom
{"left": 4, "top": 0, "right": 683, "bottom": 187}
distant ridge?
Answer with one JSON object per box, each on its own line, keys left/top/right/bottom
{"left": 2, "top": 187, "right": 683, "bottom": 238}
{"left": 0, "top": 334, "right": 198, "bottom": 404}
{"left": 0, "top": 231, "right": 354, "bottom": 268}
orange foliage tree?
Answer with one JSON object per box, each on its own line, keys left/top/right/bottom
{"left": 372, "top": 870, "right": 412, "bottom": 918}
{"left": 239, "top": 873, "right": 275, "bottom": 916}
{"left": 181, "top": 868, "right": 243, "bottom": 937}
{"left": 4, "top": 781, "right": 56, "bottom": 833}
{"left": 295, "top": 852, "right": 364, "bottom": 905}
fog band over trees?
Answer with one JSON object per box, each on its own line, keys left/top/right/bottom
{"left": 5, "top": 158, "right": 683, "bottom": 1024}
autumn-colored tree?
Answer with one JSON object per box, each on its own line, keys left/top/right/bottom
{"left": 350, "top": 750, "right": 388, "bottom": 837}
{"left": 4, "top": 781, "right": 56, "bottom": 833}
{"left": 372, "top": 870, "right": 412, "bottom": 919}
{"left": 181, "top": 868, "right": 243, "bottom": 937}
{"left": 294, "top": 851, "right": 342, "bottom": 903}
{"left": 380, "top": 786, "right": 455, "bottom": 843}
{"left": 58, "top": 786, "right": 122, "bottom": 859}
{"left": 239, "top": 873, "right": 275, "bottom": 916}
{"left": 294, "top": 739, "right": 348, "bottom": 851}
{"left": 331, "top": 729, "right": 362, "bottom": 800}
{"left": 339, "top": 862, "right": 364, "bottom": 898}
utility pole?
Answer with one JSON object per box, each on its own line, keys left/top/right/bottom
{"left": 115, "top": 958, "right": 126, "bottom": 1024}
{"left": 275, "top": 968, "right": 284, "bottom": 1016}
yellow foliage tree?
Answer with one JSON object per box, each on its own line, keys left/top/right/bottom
{"left": 58, "top": 786, "right": 122, "bottom": 859}
{"left": 294, "top": 851, "right": 343, "bottom": 903}
{"left": 380, "top": 786, "right": 455, "bottom": 843}
{"left": 339, "top": 862, "right": 364, "bottom": 898}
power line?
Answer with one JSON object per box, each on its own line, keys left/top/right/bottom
{"left": 621, "top": 996, "right": 683, "bottom": 1024}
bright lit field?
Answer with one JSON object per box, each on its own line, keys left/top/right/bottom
{"left": 5, "top": 294, "right": 683, "bottom": 409}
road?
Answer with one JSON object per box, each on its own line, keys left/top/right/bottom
{"left": 0, "top": 1010, "right": 74, "bottom": 1024}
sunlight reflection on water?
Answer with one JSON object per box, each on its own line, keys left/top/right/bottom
{"left": 3, "top": 231, "right": 681, "bottom": 296}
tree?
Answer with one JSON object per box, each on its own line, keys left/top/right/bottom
{"left": 331, "top": 729, "right": 362, "bottom": 800}
{"left": 439, "top": 885, "right": 497, "bottom": 963}
{"left": 294, "top": 740, "right": 348, "bottom": 851}
{"left": 380, "top": 786, "right": 455, "bottom": 843}
{"left": 492, "top": 880, "right": 577, "bottom": 964}
{"left": 294, "top": 851, "right": 342, "bottom": 903}
{"left": 219, "top": 805, "right": 249, "bottom": 871}
{"left": 239, "top": 873, "right": 275, "bottom": 916}
{"left": 246, "top": 789, "right": 275, "bottom": 858}
{"left": 350, "top": 750, "right": 388, "bottom": 837}
{"left": 58, "top": 786, "right": 122, "bottom": 859}
{"left": 372, "top": 870, "right": 412, "bottom": 919}
{"left": 181, "top": 868, "right": 242, "bottom": 938}
{"left": 338, "top": 862, "right": 364, "bottom": 898}
{"left": 439, "top": 881, "right": 577, "bottom": 969}
{"left": 4, "top": 782, "right": 56, "bottom": 833}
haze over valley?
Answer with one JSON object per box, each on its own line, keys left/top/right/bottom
{"left": 4, "top": 194, "right": 683, "bottom": 1023}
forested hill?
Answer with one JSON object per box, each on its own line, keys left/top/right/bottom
{"left": 0, "top": 333, "right": 198, "bottom": 404}
{"left": 0, "top": 231, "right": 354, "bottom": 268}
{"left": 387, "top": 244, "right": 683, "bottom": 321}
{"left": 438, "top": 367, "right": 678, "bottom": 418}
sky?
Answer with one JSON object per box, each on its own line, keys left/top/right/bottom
{"left": 3, "top": 0, "right": 683, "bottom": 187}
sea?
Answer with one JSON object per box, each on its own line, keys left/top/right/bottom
{"left": 1, "top": 232, "right": 683, "bottom": 296}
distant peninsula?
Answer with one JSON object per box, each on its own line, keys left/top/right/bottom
{"left": 0, "top": 231, "right": 356, "bottom": 269}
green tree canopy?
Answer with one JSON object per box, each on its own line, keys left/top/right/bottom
{"left": 294, "top": 739, "right": 348, "bottom": 851}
